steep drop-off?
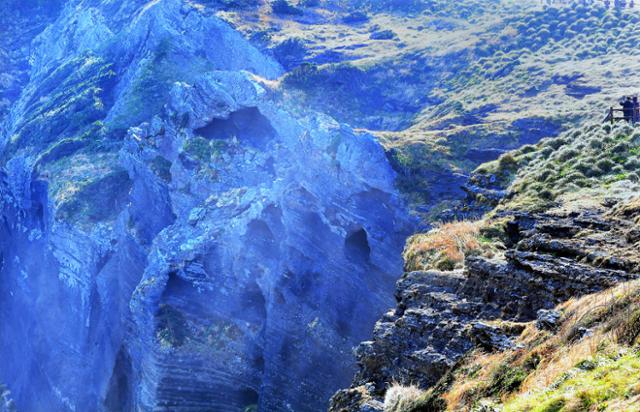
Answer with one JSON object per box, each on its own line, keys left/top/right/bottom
{"left": 0, "top": 1, "right": 411, "bottom": 411}
{"left": 330, "top": 123, "right": 640, "bottom": 411}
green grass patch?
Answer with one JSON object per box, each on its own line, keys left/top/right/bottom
{"left": 503, "top": 351, "right": 640, "bottom": 412}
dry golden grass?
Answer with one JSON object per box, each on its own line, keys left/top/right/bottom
{"left": 383, "top": 384, "right": 428, "bottom": 412}
{"left": 611, "top": 197, "right": 640, "bottom": 225}
{"left": 442, "top": 280, "right": 640, "bottom": 411}
{"left": 403, "top": 220, "right": 495, "bottom": 272}
{"left": 443, "top": 349, "right": 513, "bottom": 410}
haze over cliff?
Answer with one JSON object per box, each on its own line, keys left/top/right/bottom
{"left": 1, "top": 1, "right": 639, "bottom": 411}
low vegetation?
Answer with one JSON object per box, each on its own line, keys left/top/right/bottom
{"left": 217, "top": 0, "right": 640, "bottom": 223}
{"left": 4, "top": 55, "right": 115, "bottom": 158}
{"left": 394, "top": 109, "right": 640, "bottom": 412}
{"left": 436, "top": 280, "right": 640, "bottom": 411}
{"left": 383, "top": 281, "right": 640, "bottom": 412}
{"left": 403, "top": 220, "right": 502, "bottom": 272}
{"left": 471, "top": 122, "right": 640, "bottom": 212}
{"left": 383, "top": 383, "right": 446, "bottom": 412}
{"left": 383, "top": 385, "right": 427, "bottom": 412}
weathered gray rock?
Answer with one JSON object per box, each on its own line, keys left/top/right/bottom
{"left": 536, "top": 309, "right": 561, "bottom": 331}
{"left": 0, "top": 1, "right": 412, "bottom": 411}
{"left": 123, "top": 71, "right": 412, "bottom": 411}
{"left": 331, "top": 208, "right": 640, "bottom": 410}
{"left": 470, "top": 322, "right": 517, "bottom": 352}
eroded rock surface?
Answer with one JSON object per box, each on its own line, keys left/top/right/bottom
{"left": 0, "top": 1, "right": 411, "bottom": 411}
{"left": 330, "top": 204, "right": 640, "bottom": 411}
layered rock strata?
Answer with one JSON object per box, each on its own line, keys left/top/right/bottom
{"left": 0, "top": 1, "right": 411, "bottom": 411}
{"left": 330, "top": 203, "right": 640, "bottom": 411}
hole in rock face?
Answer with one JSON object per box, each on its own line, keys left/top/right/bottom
{"left": 286, "top": 269, "right": 319, "bottom": 302}
{"left": 344, "top": 228, "right": 371, "bottom": 264}
{"left": 238, "top": 280, "right": 267, "bottom": 321}
{"left": 30, "top": 179, "right": 48, "bottom": 230}
{"left": 252, "top": 354, "right": 265, "bottom": 371}
{"left": 155, "top": 303, "right": 188, "bottom": 348}
{"left": 238, "top": 387, "right": 259, "bottom": 411}
{"left": 194, "top": 107, "right": 276, "bottom": 149}
{"left": 103, "top": 348, "right": 133, "bottom": 412}
{"left": 279, "top": 336, "right": 296, "bottom": 363}
{"left": 203, "top": 245, "right": 222, "bottom": 279}
{"left": 336, "top": 316, "right": 352, "bottom": 339}
{"left": 246, "top": 219, "right": 275, "bottom": 253}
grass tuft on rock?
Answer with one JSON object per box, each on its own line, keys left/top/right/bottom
{"left": 403, "top": 220, "right": 502, "bottom": 272}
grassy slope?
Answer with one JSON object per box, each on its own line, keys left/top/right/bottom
{"left": 14, "top": 1, "right": 640, "bottom": 225}
{"left": 396, "top": 120, "right": 640, "bottom": 411}
{"left": 222, "top": 4, "right": 640, "bottom": 410}
{"left": 444, "top": 279, "right": 640, "bottom": 412}
{"left": 475, "top": 122, "right": 640, "bottom": 213}
{"left": 218, "top": 0, "right": 640, "bottom": 220}
{"left": 384, "top": 277, "right": 640, "bottom": 411}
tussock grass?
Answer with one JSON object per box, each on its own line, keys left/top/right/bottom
{"left": 403, "top": 220, "right": 499, "bottom": 272}
{"left": 475, "top": 122, "right": 640, "bottom": 212}
{"left": 442, "top": 281, "right": 640, "bottom": 411}
{"left": 383, "top": 384, "right": 427, "bottom": 412}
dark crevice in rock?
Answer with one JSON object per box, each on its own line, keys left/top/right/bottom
{"left": 104, "top": 347, "right": 134, "bottom": 412}
{"left": 194, "top": 107, "right": 276, "bottom": 150}
{"left": 345, "top": 228, "right": 371, "bottom": 265}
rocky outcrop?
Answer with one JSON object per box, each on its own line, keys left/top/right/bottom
{"left": 0, "top": 1, "right": 411, "bottom": 411}
{"left": 121, "top": 71, "right": 411, "bottom": 412}
{"left": 330, "top": 203, "right": 640, "bottom": 411}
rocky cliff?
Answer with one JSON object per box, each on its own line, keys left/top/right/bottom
{"left": 4, "top": 1, "right": 640, "bottom": 411}
{"left": 0, "top": 1, "right": 411, "bottom": 411}
{"left": 331, "top": 205, "right": 640, "bottom": 411}
{"left": 330, "top": 122, "right": 640, "bottom": 411}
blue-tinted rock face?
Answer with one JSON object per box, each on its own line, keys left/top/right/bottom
{"left": 0, "top": 1, "right": 411, "bottom": 411}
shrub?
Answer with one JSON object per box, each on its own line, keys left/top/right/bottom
{"left": 612, "top": 142, "right": 630, "bottom": 154}
{"left": 271, "top": 0, "right": 303, "bottom": 15}
{"left": 616, "top": 309, "right": 640, "bottom": 345}
{"left": 283, "top": 63, "right": 319, "bottom": 88}
{"left": 537, "top": 398, "right": 566, "bottom": 412}
{"left": 596, "top": 158, "right": 614, "bottom": 174}
{"left": 183, "top": 136, "right": 212, "bottom": 162}
{"left": 588, "top": 138, "right": 603, "bottom": 150}
{"left": 487, "top": 364, "right": 528, "bottom": 396}
{"left": 211, "top": 0, "right": 260, "bottom": 9}
{"left": 370, "top": 29, "right": 397, "bottom": 40}
{"left": 535, "top": 169, "right": 552, "bottom": 182}
{"left": 625, "top": 157, "right": 640, "bottom": 170}
{"left": 498, "top": 152, "right": 518, "bottom": 169}
{"left": 273, "top": 38, "right": 308, "bottom": 70}
{"left": 539, "top": 189, "right": 554, "bottom": 200}
{"left": 156, "top": 304, "right": 188, "bottom": 348}
{"left": 150, "top": 155, "right": 172, "bottom": 182}
{"left": 547, "top": 137, "right": 567, "bottom": 150}
{"left": 342, "top": 11, "right": 369, "bottom": 24}
{"left": 519, "top": 144, "right": 537, "bottom": 154}
{"left": 539, "top": 147, "right": 554, "bottom": 158}
{"left": 558, "top": 148, "right": 579, "bottom": 162}
{"left": 574, "top": 160, "right": 594, "bottom": 175}
{"left": 563, "top": 171, "right": 586, "bottom": 183}
{"left": 403, "top": 221, "right": 492, "bottom": 272}
{"left": 383, "top": 385, "right": 441, "bottom": 412}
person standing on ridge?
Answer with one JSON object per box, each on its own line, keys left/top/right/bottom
{"left": 621, "top": 96, "right": 634, "bottom": 122}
